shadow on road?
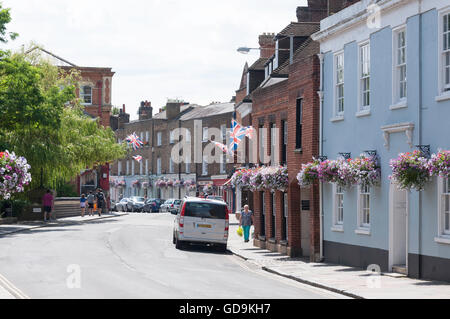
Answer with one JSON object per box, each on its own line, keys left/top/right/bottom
{"left": 180, "top": 243, "right": 232, "bottom": 256}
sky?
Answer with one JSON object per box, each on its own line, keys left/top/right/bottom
{"left": 2, "top": 0, "right": 307, "bottom": 120}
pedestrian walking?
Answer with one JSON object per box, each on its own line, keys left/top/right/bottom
{"left": 80, "top": 194, "right": 87, "bottom": 217}
{"left": 239, "top": 205, "right": 254, "bottom": 243}
{"left": 95, "top": 188, "right": 106, "bottom": 217}
{"left": 42, "top": 190, "right": 54, "bottom": 222}
{"left": 87, "top": 191, "right": 95, "bottom": 216}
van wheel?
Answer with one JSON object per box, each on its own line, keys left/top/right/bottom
{"left": 175, "top": 237, "right": 184, "bottom": 250}
{"left": 217, "top": 244, "right": 227, "bottom": 253}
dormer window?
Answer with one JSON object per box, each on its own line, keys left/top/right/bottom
{"left": 80, "top": 85, "right": 92, "bottom": 105}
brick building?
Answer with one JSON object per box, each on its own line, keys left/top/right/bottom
{"left": 234, "top": 0, "right": 351, "bottom": 260}
{"left": 109, "top": 100, "right": 235, "bottom": 207}
{"left": 26, "top": 47, "right": 116, "bottom": 199}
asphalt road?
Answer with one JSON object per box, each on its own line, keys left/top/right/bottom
{"left": 0, "top": 213, "right": 346, "bottom": 299}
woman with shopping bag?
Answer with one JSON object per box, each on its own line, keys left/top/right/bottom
{"left": 239, "top": 205, "right": 254, "bottom": 243}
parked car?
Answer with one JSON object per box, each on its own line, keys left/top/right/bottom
{"left": 169, "top": 199, "right": 181, "bottom": 214}
{"left": 126, "top": 196, "right": 146, "bottom": 212}
{"left": 115, "top": 198, "right": 130, "bottom": 212}
{"left": 110, "top": 200, "right": 118, "bottom": 212}
{"left": 160, "top": 199, "right": 177, "bottom": 213}
{"left": 173, "top": 198, "right": 229, "bottom": 252}
{"left": 143, "top": 199, "right": 163, "bottom": 213}
{"left": 206, "top": 195, "right": 225, "bottom": 202}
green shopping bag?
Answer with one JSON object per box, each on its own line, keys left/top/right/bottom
{"left": 237, "top": 226, "right": 243, "bottom": 237}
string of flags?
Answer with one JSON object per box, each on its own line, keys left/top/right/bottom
{"left": 132, "top": 155, "right": 143, "bottom": 162}
{"left": 125, "top": 120, "right": 255, "bottom": 156}
{"left": 212, "top": 119, "right": 255, "bottom": 155}
{"left": 125, "top": 132, "right": 144, "bottom": 151}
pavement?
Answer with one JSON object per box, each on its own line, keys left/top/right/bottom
{"left": 227, "top": 215, "right": 450, "bottom": 299}
{"left": 0, "top": 211, "right": 128, "bottom": 299}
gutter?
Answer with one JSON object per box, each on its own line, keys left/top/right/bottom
{"left": 317, "top": 53, "right": 325, "bottom": 261}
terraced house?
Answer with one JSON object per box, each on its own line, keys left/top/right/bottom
{"left": 312, "top": 0, "right": 450, "bottom": 281}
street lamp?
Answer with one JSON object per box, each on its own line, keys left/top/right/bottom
{"left": 237, "top": 47, "right": 290, "bottom": 54}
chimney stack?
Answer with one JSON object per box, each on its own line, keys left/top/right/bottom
{"left": 138, "top": 100, "right": 153, "bottom": 120}
{"left": 166, "top": 100, "right": 182, "bottom": 120}
{"left": 258, "top": 33, "right": 276, "bottom": 59}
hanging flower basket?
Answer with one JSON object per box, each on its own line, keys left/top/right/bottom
{"left": 317, "top": 159, "right": 341, "bottom": 184}
{"left": 429, "top": 150, "right": 450, "bottom": 178}
{"left": 261, "top": 166, "right": 288, "bottom": 192}
{"left": 203, "top": 183, "right": 214, "bottom": 195}
{"left": 249, "top": 167, "right": 265, "bottom": 191}
{"left": 230, "top": 168, "right": 253, "bottom": 190}
{"left": 142, "top": 182, "right": 149, "bottom": 189}
{"left": 349, "top": 154, "right": 381, "bottom": 187}
{"left": 297, "top": 159, "right": 320, "bottom": 187}
{"left": 166, "top": 179, "right": 174, "bottom": 187}
{"left": 390, "top": 150, "right": 431, "bottom": 191}
{"left": 174, "top": 180, "right": 182, "bottom": 188}
{"left": 0, "top": 150, "right": 32, "bottom": 200}
{"left": 155, "top": 179, "right": 167, "bottom": 188}
{"left": 132, "top": 180, "right": 141, "bottom": 188}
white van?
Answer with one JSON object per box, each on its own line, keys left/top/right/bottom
{"left": 173, "top": 197, "right": 229, "bottom": 252}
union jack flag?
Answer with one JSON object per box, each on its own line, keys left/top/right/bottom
{"left": 126, "top": 132, "right": 144, "bottom": 151}
{"left": 132, "top": 155, "right": 143, "bottom": 162}
{"left": 229, "top": 119, "right": 247, "bottom": 153}
{"left": 211, "top": 141, "right": 228, "bottom": 154}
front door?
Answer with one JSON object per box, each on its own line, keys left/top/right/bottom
{"left": 390, "top": 183, "right": 408, "bottom": 273}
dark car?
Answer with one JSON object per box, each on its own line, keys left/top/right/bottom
{"left": 115, "top": 198, "right": 130, "bottom": 212}
{"left": 126, "top": 196, "right": 146, "bottom": 212}
{"left": 143, "top": 199, "right": 163, "bottom": 213}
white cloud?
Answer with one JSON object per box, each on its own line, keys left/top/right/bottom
{"left": 3, "top": 0, "right": 307, "bottom": 119}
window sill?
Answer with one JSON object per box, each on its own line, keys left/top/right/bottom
{"left": 268, "top": 238, "right": 276, "bottom": 244}
{"left": 331, "top": 225, "right": 344, "bottom": 233}
{"left": 355, "top": 228, "right": 371, "bottom": 236}
{"left": 258, "top": 235, "right": 266, "bottom": 241}
{"left": 294, "top": 148, "right": 302, "bottom": 154}
{"left": 434, "top": 236, "right": 450, "bottom": 245}
{"left": 330, "top": 115, "right": 344, "bottom": 122}
{"left": 390, "top": 100, "right": 407, "bottom": 110}
{"left": 355, "top": 109, "right": 371, "bottom": 118}
{"left": 435, "top": 92, "right": 450, "bottom": 102}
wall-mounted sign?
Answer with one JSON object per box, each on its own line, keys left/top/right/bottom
{"left": 33, "top": 208, "right": 42, "bottom": 213}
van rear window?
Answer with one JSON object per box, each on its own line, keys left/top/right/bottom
{"left": 184, "top": 202, "right": 226, "bottom": 219}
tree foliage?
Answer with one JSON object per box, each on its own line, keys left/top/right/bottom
{"left": 0, "top": 3, "right": 17, "bottom": 43}
{"left": 0, "top": 51, "right": 126, "bottom": 190}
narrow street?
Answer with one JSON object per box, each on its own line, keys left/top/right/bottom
{"left": 0, "top": 214, "right": 346, "bottom": 299}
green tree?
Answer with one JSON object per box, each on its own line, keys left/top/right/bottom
{"left": 0, "top": 2, "right": 17, "bottom": 43}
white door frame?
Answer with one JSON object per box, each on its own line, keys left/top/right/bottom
{"left": 388, "top": 182, "right": 409, "bottom": 272}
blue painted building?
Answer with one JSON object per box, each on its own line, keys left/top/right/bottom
{"left": 312, "top": 0, "right": 450, "bottom": 281}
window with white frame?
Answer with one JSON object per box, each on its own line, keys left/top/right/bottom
{"left": 169, "top": 158, "right": 174, "bottom": 173}
{"left": 439, "top": 177, "right": 450, "bottom": 236}
{"left": 80, "top": 85, "right": 92, "bottom": 105}
{"left": 126, "top": 160, "right": 130, "bottom": 175}
{"left": 394, "top": 28, "right": 407, "bottom": 103}
{"left": 157, "top": 157, "right": 161, "bottom": 175}
{"left": 140, "top": 132, "right": 144, "bottom": 143}
{"left": 170, "top": 130, "right": 175, "bottom": 144}
{"left": 145, "top": 159, "right": 149, "bottom": 175}
{"left": 139, "top": 160, "right": 143, "bottom": 175}
{"left": 185, "top": 158, "right": 191, "bottom": 174}
{"left": 442, "top": 12, "right": 450, "bottom": 92}
{"left": 131, "top": 160, "right": 135, "bottom": 176}
{"left": 359, "top": 43, "right": 370, "bottom": 110}
{"left": 157, "top": 132, "right": 162, "bottom": 146}
{"left": 118, "top": 161, "right": 122, "bottom": 176}
{"left": 335, "top": 52, "right": 344, "bottom": 115}
{"left": 333, "top": 184, "right": 344, "bottom": 228}
{"left": 358, "top": 184, "right": 371, "bottom": 230}
{"left": 203, "top": 127, "right": 209, "bottom": 142}
{"left": 202, "top": 156, "right": 208, "bottom": 176}
{"left": 145, "top": 131, "right": 149, "bottom": 143}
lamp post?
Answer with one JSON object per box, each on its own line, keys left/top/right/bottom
{"left": 236, "top": 47, "right": 290, "bottom": 54}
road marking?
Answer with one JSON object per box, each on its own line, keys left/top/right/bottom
{"left": 0, "top": 273, "right": 30, "bottom": 299}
